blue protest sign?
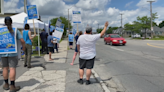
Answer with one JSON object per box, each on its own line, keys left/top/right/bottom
{"left": 24, "top": 17, "right": 28, "bottom": 28}
{"left": 50, "top": 26, "right": 56, "bottom": 32}
{"left": 0, "top": 27, "right": 17, "bottom": 54}
{"left": 53, "top": 27, "right": 64, "bottom": 41}
{"left": 72, "top": 11, "right": 81, "bottom": 23}
{"left": 68, "top": 34, "right": 74, "bottom": 42}
{"left": 26, "top": 5, "right": 39, "bottom": 19}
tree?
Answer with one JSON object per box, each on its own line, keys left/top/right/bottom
{"left": 159, "top": 21, "right": 164, "bottom": 28}
{"left": 97, "top": 28, "right": 103, "bottom": 33}
{"left": 51, "top": 16, "right": 72, "bottom": 37}
{"left": 106, "top": 27, "right": 118, "bottom": 34}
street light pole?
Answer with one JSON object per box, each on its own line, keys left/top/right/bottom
{"left": 120, "top": 13, "right": 123, "bottom": 28}
{"left": 68, "top": 9, "right": 70, "bottom": 31}
{"left": 147, "top": 1, "right": 155, "bottom": 31}
{"left": 24, "top": 0, "right": 27, "bottom": 13}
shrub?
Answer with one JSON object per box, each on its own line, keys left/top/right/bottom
{"left": 32, "top": 36, "right": 42, "bottom": 46}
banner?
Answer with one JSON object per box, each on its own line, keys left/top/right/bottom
{"left": 72, "top": 11, "right": 81, "bottom": 23}
{"left": 0, "top": 27, "right": 17, "bottom": 54}
{"left": 26, "top": 5, "right": 39, "bottom": 19}
{"left": 68, "top": 34, "right": 74, "bottom": 42}
{"left": 53, "top": 27, "right": 64, "bottom": 41}
{"left": 50, "top": 26, "right": 56, "bottom": 32}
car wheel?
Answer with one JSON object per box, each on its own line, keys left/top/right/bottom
{"left": 110, "top": 42, "right": 113, "bottom": 46}
{"left": 104, "top": 41, "right": 107, "bottom": 45}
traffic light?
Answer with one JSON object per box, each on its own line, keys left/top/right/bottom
{"left": 0, "top": 0, "right": 4, "bottom": 14}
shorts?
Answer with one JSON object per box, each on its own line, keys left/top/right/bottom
{"left": 69, "top": 42, "right": 73, "bottom": 46}
{"left": 48, "top": 47, "right": 54, "bottom": 53}
{"left": 1, "top": 56, "right": 18, "bottom": 68}
{"left": 79, "top": 57, "right": 95, "bottom": 69}
{"left": 75, "top": 45, "right": 78, "bottom": 52}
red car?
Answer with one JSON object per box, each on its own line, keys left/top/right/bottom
{"left": 104, "top": 34, "right": 126, "bottom": 45}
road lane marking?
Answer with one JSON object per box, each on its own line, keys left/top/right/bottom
{"left": 147, "top": 43, "right": 164, "bottom": 49}
{"left": 110, "top": 47, "right": 124, "bottom": 51}
{"left": 148, "top": 43, "right": 164, "bottom": 46}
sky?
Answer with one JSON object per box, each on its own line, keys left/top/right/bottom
{"left": 3, "top": 0, "right": 164, "bottom": 32}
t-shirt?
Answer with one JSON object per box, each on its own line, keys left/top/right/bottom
{"left": 1, "top": 30, "right": 23, "bottom": 57}
{"left": 40, "top": 31, "right": 48, "bottom": 43}
{"left": 77, "top": 34, "right": 101, "bottom": 59}
{"left": 47, "top": 35, "right": 54, "bottom": 47}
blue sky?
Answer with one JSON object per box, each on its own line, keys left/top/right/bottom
{"left": 3, "top": 0, "right": 164, "bottom": 31}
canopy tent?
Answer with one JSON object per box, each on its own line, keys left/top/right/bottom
{"left": 0, "top": 12, "right": 45, "bottom": 56}
{"left": 0, "top": 12, "right": 45, "bottom": 29}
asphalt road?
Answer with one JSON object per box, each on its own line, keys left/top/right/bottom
{"left": 94, "top": 38, "right": 164, "bottom": 92}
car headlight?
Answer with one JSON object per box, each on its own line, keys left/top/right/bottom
{"left": 113, "top": 40, "right": 117, "bottom": 42}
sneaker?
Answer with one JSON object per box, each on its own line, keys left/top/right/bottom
{"left": 27, "top": 66, "right": 32, "bottom": 68}
{"left": 86, "top": 80, "right": 91, "bottom": 85}
{"left": 77, "top": 79, "right": 83, "bottom": 84}
{"left": 3, "top": 83, "right": 9, "bottom": 90}
{"left": 10, "top": 85, "right": 21, "bottom": 92}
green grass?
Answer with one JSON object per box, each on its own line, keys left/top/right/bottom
{"left": 32, "top": 51, "right": 45, "bottom": 56}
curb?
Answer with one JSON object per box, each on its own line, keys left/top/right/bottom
{"left": 92, "top": 69, "right": 110, "bottom": 92}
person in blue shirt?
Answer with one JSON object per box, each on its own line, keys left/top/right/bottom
{"left": 70, "top": 31, "right": 83, "bottom": 65}
{"left": 23, "top": 24, "right": 36, "bottom": 68}
{"left": 1, "top": 17, "right": 25, "bottom": 92}
{"left": 47, "top": 32, "right": 54, "bottom": 61}
{"left": 68, "top": 32, "right": 74, "bottom": 49}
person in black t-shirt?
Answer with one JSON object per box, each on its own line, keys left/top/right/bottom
{"left": 40, "top": 29, "right": 48, "bottom": 54}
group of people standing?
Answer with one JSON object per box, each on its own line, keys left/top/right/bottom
{"left": 40, "top": 29, "right": 59, "bottom": 61}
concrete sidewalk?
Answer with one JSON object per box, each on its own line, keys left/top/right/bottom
{"left": 2, "top": 40, "right": 103, "bottom": 92}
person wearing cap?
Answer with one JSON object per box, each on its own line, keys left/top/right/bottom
{"left": 76, "top": 21, "right": 109, "bottom": 85}
{"left": 0, "top": 17, "right": 25, "bottom": 92}
{"left": 23, "top": 24, "right": 36, "bottom": 68}
{"left": 68, "top": 32, "right": 74, "bottom": 49}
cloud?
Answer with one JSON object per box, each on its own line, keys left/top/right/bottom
{"left": 4, "top": 0, "right": 24, "bottom": 13}
{"left": 2, "top": 0, "right": 164, "bottom": 32}
{"left": 125, "top": 1, "right": 133, "bottom": 7}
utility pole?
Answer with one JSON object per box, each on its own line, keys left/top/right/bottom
{"left": 98, "top": 23, "right": 99, "bottom": 29}
{"left": 147, "top": 1, "right": 155, "bottom": 38}
{"left": 147, "top": 1, "right": 155, "bottom": 31}
{"left": 24, "top": 0, "right": 27, "bottom": 13}
{"left": 120, "top": 13, "right": 123, "bottom": 28}
{"left": 68, "top": 9, "right": 70, "bottom": 31}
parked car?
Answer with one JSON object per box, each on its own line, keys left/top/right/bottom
{"left": 132, "top": 34, "right": 141, "bottom": 38}
{"left": 104, "top": 34, "right": 127, "bottom": 45}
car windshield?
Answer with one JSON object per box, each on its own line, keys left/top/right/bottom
{"left": 110, "top": 35, "right": 121, "bottom": 38}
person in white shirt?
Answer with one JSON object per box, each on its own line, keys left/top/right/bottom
{"left": 76, "top": 21, "right": 109, "bottom": 85}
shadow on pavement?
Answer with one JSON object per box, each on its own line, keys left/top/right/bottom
{"left": 16, "top": 79, "right": 40, "bottom": 88}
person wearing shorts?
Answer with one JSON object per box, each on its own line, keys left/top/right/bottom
{"left": 1, "top": 17, "right": 25, "bottom": 92}
{"left": 76, "top": 21, "right": 109, "bottom": 85}
{"left": 47, "top": 32, "right": 54, "bottom": 61}
{"left": 70, "top": 31, "right": 83, "bottom": 65}
{"left": 68, "top": 32, "right": 74, "bottom": 49}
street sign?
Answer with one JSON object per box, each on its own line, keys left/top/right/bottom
{"left": 26, "top": 5, "right": 39, "bottom": 19}
{"left": 72, "top": 11, "right": 81, "bottom": 23}
{"left": 0, "top": 27, "right": 17, "bottom": 54}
